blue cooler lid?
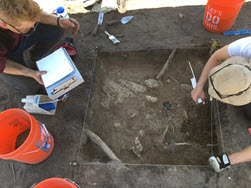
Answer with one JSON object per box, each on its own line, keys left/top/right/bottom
{"left": 57, "top": 7, "right": 65, "bottom": 14}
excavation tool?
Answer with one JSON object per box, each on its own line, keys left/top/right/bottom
{"left": 93, "top": 12, "right": 104, "bottom": 36}
{"left": 69, "top": 19, "right": 83, "bottom": 38}
{"left": 188, "top": 61, "right": 202, "bottom": 104}
{"left": 54, "top": 37, "right": 77, "bottom": 59}
{"left": 223, "top": 29, "right": 250, "bottom": 36}
{"left": 104, "top": 31, "right": 120, "bottom": 44}
{"left": 107, "top": 16, "right": 134, "bottom": 26}
{"left": 39, "top": 93, "right": 69, "bottom": 105}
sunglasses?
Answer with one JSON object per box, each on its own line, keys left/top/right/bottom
{"left": 209, "top": 64, "right": 251, "bottom": 99}
{"left": 0, "top": 18, "right": 39, "bottom": 37}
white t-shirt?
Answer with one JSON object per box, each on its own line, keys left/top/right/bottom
{"left": 228, "top": 36, "right": 251, "bottom": 60}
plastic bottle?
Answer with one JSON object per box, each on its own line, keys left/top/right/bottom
{"left": 203, "top": 0, "right": 245, "bottom": 33}
{"left": 53, "top": 6, "right": 69, "bottom": 18}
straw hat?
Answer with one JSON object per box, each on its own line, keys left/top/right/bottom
{"left": 208, "top": 56, "right": 251, "bottom": 106}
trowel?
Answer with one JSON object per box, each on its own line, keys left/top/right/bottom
{"left": 107, "top": 16, "right": 134, "bottom": 26}
{"left": 93, "top": 12, "right": 104, "bottom": 36}
{"left": 188, "top": 61, "right": 202, "bottom": 104}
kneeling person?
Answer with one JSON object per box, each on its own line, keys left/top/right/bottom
{"left": 207, "top": 56, "right": 251, "bottom": 172}
{"left": 0, "top": 0, "right": 80, "bottom": 94}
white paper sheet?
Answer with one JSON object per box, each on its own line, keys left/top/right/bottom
{"left": 36, "top": 48, "right": 74, "bottom": 88}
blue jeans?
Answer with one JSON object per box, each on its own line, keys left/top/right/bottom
{"left": 0, "top": 23, "right": 63, "bottom": 94}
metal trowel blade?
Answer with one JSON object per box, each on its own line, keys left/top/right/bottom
{"left": 121, "top": 16, "right": 134, "bottom": 24}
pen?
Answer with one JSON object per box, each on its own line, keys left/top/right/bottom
{"left": 69, "top": 19, "right": 84, "bottom": 37}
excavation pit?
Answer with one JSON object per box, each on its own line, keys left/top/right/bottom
{"left": 82, "top": 48, "right": 219, "bottom": 165}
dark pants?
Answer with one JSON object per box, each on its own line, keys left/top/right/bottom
{"left": 0, "top": 23, "right": 63, "bottom": 94}
{"left": 240, "top": 103, "right": 251, "bottom": 120}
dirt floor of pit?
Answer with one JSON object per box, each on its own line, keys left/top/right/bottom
{"left": 1, "top": 1, "right": 251, "bottom": 187}
{"left": 81, "top": 48, "right": 218, "bottom": 165}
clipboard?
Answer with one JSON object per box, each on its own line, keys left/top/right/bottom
{"left": 36, "top": 47, "right": 84, "bottom": 100}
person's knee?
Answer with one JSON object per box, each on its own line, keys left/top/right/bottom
{"left": 50, "top": 25, "right": 63, "bottom": 41}
{"left": 29, "top": 24, "right": 64, "bottom": 59}
{"left": 36, "top": 23, "right": 63, "bottom": 42}
{"left": 0, "top": 73, "right": 40, "bottom": 94}
{"left": 44, "top": 25, "right": 63, "bottom": 42}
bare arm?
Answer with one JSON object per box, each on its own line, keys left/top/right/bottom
{"left": 191, "top": 45, "right": 231, "bottom": 104}
{"left": 3, "top": 59, "right": 46, "bottom": 85}
{"left": 39, "top": 11, "right": 80, "bottom": 36}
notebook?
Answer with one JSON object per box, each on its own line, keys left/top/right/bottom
{"left": 36, "top": 47, "right": 75, "bottom": 88}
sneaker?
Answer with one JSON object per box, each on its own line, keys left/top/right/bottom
{"left": 209, "top": 154, "right": 231, "bottom": 172}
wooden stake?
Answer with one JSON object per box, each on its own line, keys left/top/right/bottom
{"left": 156, "top": 48, "right": 177, "bottom": 80}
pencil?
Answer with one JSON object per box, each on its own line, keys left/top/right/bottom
{"left": 69, "top": 19, "right": 84, "bottom": 37}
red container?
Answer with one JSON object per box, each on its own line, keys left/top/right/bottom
{"left": 203, "top": 0, "right": 245, "bottom": 33}
{"left": 0, "top": 109, "right": 54, "bottom": 164}
{"left": 35, "top": 178, "right": 79, "bottom": 188}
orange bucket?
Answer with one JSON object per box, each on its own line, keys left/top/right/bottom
{"left": 0, "top": 109, "right": 54, "bottom": 164}
{"left": 203, "top": 0, "right": 245, "bottom": 33}
{"left": 35, "top": 178, "right": 79, "bottom": 188}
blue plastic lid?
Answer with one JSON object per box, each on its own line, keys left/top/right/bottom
{"left": 57, "top": 7, "right": 65, "bottom": 14}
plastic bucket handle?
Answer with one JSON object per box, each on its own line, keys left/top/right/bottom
{"left": 21, "top": 121, "right": 49, "bottom": 155}
{"left": 64, "top": 178, "right": 81, "bottom": 188}
{"left": 21, "top": 98, "right": 34, "bottom": 103}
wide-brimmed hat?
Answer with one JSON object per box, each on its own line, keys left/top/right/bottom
{"left": 208, "top": 56, "right": 251, "bottom": 106}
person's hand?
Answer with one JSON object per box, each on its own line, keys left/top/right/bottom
{"left": 191, "top": 86, "right": 205, "bottom": 104}
{"left": 31, "top": 70, "right": 47, "bottom": 85}
{"left": 59, "top": 18, "right": 80, "bottom": 36}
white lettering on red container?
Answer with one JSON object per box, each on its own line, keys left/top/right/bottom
{"left": 204, "top": 5, "right": 222, "bottom": 31}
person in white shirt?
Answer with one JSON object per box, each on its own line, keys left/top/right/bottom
{"left": 191, "top": 36, "right": 251, "bottom": 172}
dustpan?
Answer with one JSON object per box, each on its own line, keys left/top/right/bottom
{"left": 54, "top": 37, "right": 78, "bottom": 59}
